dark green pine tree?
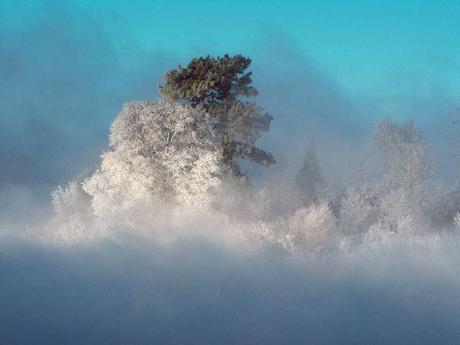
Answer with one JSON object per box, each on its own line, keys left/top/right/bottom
{"left": 159, "top": 54, "right": 274, "bottom": 176}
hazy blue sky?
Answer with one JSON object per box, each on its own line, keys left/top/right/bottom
{"left": 4, "top": 0, "right": 460, "bottom": 95}
{"left": 1, "top": 0, "right": 460, "bottom": 183}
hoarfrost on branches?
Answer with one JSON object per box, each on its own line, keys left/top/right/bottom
{"left": 45, "top": 108, "right": 460, "bottom": 254}
{"left": 82, "top": 100, "right": 225, "bottom": 217}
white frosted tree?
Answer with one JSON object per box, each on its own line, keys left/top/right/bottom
{"left": 338, "top": 119, "right": 436, "bottom": 238}
{"left": 375, "top": 119, "right": 433, "bottom": 232}
{"left": 375, "top": 118, "right": 432, "bottom": 193}
{"left": 82, "top": 100, "right": 225, "bottom": 219}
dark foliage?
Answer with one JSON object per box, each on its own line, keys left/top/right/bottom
{"left": 159, "top": 55, "right": 274, "bottom": 175}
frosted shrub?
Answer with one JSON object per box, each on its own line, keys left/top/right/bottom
{"left": 249, "top": 221, "right": 276, "bottom": 246}
{"left": 283, "top": 201, "right": 338, "bottom": 253}
{"left": 48, "top": 181, "right": 102, "bottom": 244}
{"left": 51, "top": 181, "right": 90, "bottom": 216}
{"left": 246, "top": 201, "right": 337, "bottom": 254}
{"left": 340, "top": 187, "right": 379, "bottom": 235}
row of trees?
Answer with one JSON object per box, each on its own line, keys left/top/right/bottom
{"left": 48, "top": 54, "right": 460, "bottom": 249}
{"left": 58, "top": 53, "right": 442, "bottom": 215}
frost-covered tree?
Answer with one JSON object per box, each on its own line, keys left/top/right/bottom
{"left": 82, "top": 100, "right": 225, "bottom": 218}
{"left": 338, "top": 119, "right": 435, "bottom": 236}
{"left": 374, "top": 119, "right": 434, "bottom": 231}
{"left": 159, "top": 54, "right": 274, "bottom": 175}
{"left": 335, "top": 119, "right": 436, "bottom": 237}
{"left": 295, "top": 138, "right": 324, "bottom": 204}
{"left": 375, "top": 118, "right": 432, "bottom": 192}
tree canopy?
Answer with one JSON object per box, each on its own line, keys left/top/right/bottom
{"left": 82, "top": 100, "right": 224, "bottom": 215}
{"left": 159, "top": 54, "right": 274, "bottom": 175}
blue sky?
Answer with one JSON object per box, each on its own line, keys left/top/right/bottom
{"left": 4, "top": 0, "right": 459, "bottom": 96}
